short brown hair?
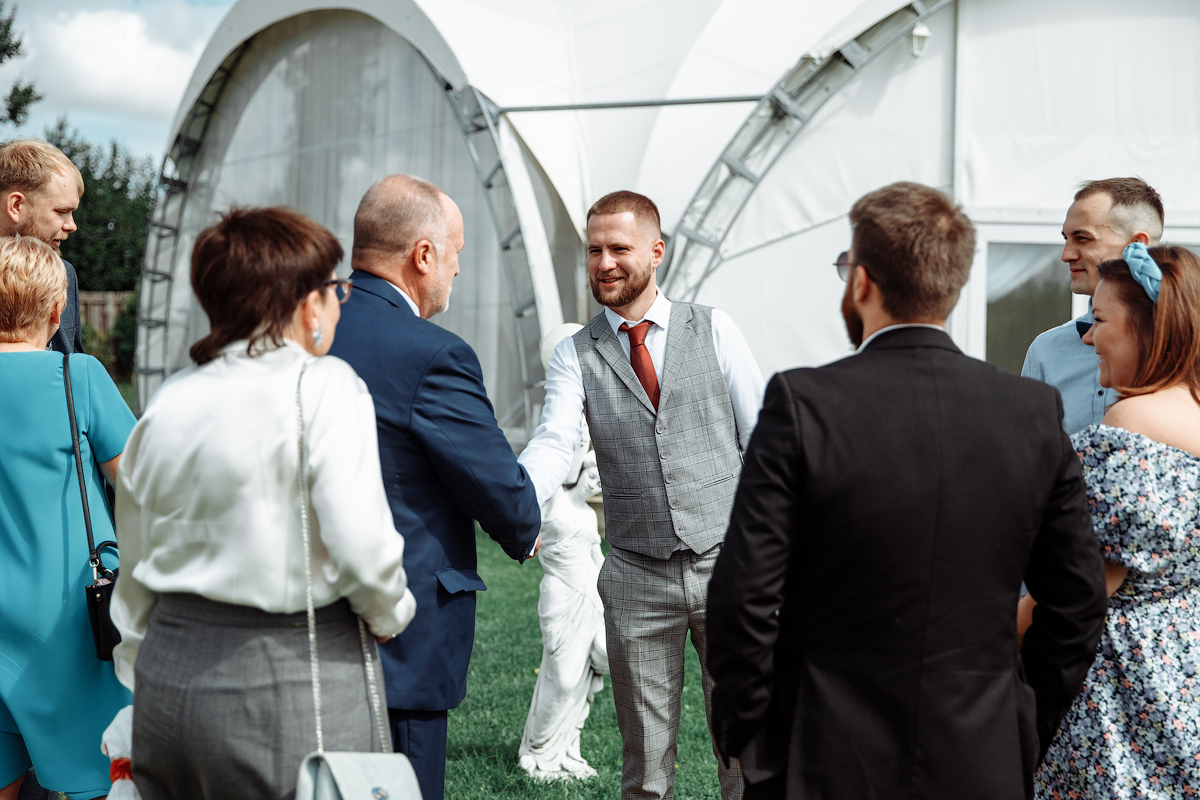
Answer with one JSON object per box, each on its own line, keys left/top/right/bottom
{"left": 1097, "top": 246, "right": 1200, "bottom": 400}
{"left": 849, "top": 182, "right": 976, "bottom": 320}
{"left": 0, "top": 138, "right": 84, "bottom": 197}
{"left": 1075, "top": 178, "right": 1164, "bottom": 245}
{"left": 0, "top": 235, "right": 67, "bottom": 342}
{"left": 586, "top": 190, "right": 661, "bottom": 236}
{"left": 189, "top": 207, "right": 343, "bottom": 365}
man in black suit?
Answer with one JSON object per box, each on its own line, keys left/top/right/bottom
{"left": 705, "top": 182, "right": 1107, "bottom": 800}
{"left": 329, "top": 174, "right": 541, "bottom": 800}
{"left": 0, "top": 138, "right": 84, "bottom": 353}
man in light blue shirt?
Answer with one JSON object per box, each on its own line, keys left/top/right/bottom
{"left": 1022, "top": 178, "right": 1164, "bottom": 434}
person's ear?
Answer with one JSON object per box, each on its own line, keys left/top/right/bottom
{"left": 412, "top": 239, "right": 436, "bottom": 276}
{"left": 4, "top": 191, "right": 24, "bottom": 225}
{"left": 299, "top": 289, "right": 323, "bottom": 330}
{"left": 1132, "top": 231, "right": 1151, "bottom": 245}
{"left": 852, "top": 265, "right": 873, "bottom": 304}
{"left": 50, "top": 293, "right": 65, "bottom": 325}
{"left": 651, "top": 237, "right": 665, "bottom": 267}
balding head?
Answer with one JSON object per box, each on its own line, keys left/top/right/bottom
{"left": 352, "top": 175, "right": 464, "bottom": 319}
{"left": 352, "top": 174, "right": 448, "bottom": 269}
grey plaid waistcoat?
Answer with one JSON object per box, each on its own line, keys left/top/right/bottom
{"left": 574, "top": 302, "right": 742, "bottom": 559}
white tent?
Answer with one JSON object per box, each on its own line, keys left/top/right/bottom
{"left": 137, "top": 0, "right": 1200, "bottom": 444}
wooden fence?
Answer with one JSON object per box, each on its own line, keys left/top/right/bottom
{"left": 79, "top": 291, "right": 134, "bottom": 334}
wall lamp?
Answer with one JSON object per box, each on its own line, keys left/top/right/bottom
{"left": 911, "top": 23, "right": 932, "bottom": 59}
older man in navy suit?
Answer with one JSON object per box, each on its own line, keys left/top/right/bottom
{"left": 329, "top": 175, "right": 541, "bottom": 800}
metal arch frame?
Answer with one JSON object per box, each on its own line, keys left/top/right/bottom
{"left": 660, "top": 0, "right": 953, "bottom": 301}
{"left": 136, "top": 39, "right": 256, "bottom": 412}
{"left": 438, "top": 85, "right": 548, "bottom": 437}
{"left": 135, "top": 21, "right": 552, "bottom": 439}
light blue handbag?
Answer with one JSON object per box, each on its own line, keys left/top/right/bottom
{"left": 293, "top": 359, "right": 423, "bottom": 800}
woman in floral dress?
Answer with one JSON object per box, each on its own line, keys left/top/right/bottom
{"left": 1033, "top": 243, "right": 1200, "bottom": 799}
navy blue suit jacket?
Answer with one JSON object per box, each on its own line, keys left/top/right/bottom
{"left": 329, "top": 270, "right": 541, "bottom": 710}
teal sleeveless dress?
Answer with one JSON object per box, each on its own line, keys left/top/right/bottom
{"left": 0, "top": 352, "right": 135, "bottom": 798}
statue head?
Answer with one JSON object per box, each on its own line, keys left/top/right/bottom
{"left": 568, "top": 450, "right": 601, "bottom": 503}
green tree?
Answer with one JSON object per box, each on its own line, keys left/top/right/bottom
{"left": 0, "top": 2, "right": 41, "bottom": 125}
{"left": 45, "top": 116, "right": 156, "bottom": 291}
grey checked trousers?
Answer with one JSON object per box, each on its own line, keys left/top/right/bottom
{"left": 598, "top": 544, "right": 743, "bottom": 800}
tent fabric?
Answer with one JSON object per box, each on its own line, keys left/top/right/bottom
{"left": 148, "top": 0, "right": 1200, "bottom": 428}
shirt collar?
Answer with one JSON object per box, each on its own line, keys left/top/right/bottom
{"left": 217, "top": 338, "right": 309, "bottom": 358}
{"left": 1076, "top": 299, "right": 1094, "bottom": 325}
{"left": 856, "top": 323, "right": 946, "bottom": 353}
{"left": 604, "top": 290, "right": 672, "bottom": 337}
{"left": 384, "top": 279, "right": 421, "bottom": 317}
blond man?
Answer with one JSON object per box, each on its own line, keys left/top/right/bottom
{"left": 0, "top": 139, "right": 85, "bottom": 354}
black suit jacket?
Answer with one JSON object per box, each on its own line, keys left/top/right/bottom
{"left": 328, "top": 271, "right": 541, "bottom": 710}
{"left": 706, "top": 327, "right": 1107, "bottom": 800}
{"left": 49, "top": 258, "right": 84, "bottom": 354}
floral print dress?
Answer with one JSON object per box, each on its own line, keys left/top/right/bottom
{"left": 1036, "top": 424, "right": 1200, "bottom": 799}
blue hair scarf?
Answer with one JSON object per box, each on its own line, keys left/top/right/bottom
{"left": 1123, "top": 242, "right": 1162, "bottom": 303}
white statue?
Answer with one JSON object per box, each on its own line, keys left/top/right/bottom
{"left": 518, "top": 449, "right": 609, "bottom": 781}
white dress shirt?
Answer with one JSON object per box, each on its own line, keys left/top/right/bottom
{"left": 386, "top": 280, "right": 421, "bottom": 316}
{"left": 856, "top": 323, "right": 947, "bottom": 352}
{"left": 111, "top": 339, "right": 417, "bottom": 689}
{"left": 519, "top": 292, "right": 766, "bottom": 507}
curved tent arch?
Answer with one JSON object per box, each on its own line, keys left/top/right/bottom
{"left": 136, "top": 1, "right": 565, "bottom": 444}
{"left": 659, "top": 0, "right": 951, "bottom": 301}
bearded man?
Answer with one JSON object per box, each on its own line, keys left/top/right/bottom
{"left": 704, "top": 182, "right": 1106, "bottom": 800}
{"left": 0, "top": 138, "right": 85, "bottom": 353}
{"left": 519, "top": 190, "right": 764, "bottom": 800}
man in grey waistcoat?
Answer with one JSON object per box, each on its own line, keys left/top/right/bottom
{"left": 0, "top": 138, "right": 85, "bottom": 354}
{"left": 519, "top": 190, "right": 765, "bottom": 800}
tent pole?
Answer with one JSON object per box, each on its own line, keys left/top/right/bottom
{"left": 496, "top": 96, "right": 761, "bottom": 114}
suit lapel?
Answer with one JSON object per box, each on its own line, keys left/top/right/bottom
{"left": 350, "top": 270, "right": 412, "bottom": 314}
{"left": 657, "top": 302, "right": 693, "bottom": 411}
{"left": 590, "top": 316, "right": 657, "bottom": 415}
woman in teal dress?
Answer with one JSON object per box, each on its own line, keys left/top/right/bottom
{"left": 0, "top": 236, "right": 135, "bottom": 800}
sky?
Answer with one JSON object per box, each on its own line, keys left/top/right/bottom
{"left": 0, "top": 0, "right": 236, "bottom": 163}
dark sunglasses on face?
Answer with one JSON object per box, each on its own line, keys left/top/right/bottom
{"left": 834, "top": 251, "right": 854, "bottom": 282}
{"left": 833, "top": 252, "right": 879, "bottom": 284}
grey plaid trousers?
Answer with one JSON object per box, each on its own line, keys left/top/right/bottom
{"left": 598, "top": 544, "right": 743, "bottom": 800}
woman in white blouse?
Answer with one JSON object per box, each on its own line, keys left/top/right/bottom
{"left": 111, "top": 207, "right": 416, "bottom": 800}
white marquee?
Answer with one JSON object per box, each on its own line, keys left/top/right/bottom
{"left": 138, "top": 0, "right": 1200, "bottom": 443}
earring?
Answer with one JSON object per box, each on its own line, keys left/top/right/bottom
{"left": 312, "top": 324, "right": 324, "bottom": 348}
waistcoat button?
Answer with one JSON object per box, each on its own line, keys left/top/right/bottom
{"left": 660, "top": 451, "right": 669, "bottom": 459}
{"left": 656, "top": 425, "right": 665, "bottom": 434}
{"left": 670, "top": 501, "right": 680, "bottom": 510}
{"left": 665, "top": 474, "right": 673, "bottom": 483}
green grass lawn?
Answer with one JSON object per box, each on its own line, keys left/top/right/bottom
{"left": 446, "top": 528, "right": 724, "bottom": 799}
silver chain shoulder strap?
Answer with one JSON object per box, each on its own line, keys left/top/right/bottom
{"left": 296, "top": 357, "right": 391, "bottom": 755}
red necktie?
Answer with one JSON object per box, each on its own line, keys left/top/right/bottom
{"left": 619, "top": 320, "right": 659, "bottom": 410}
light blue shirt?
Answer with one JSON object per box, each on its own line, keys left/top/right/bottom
{"left": 1021, "top": 305, "right": 1119, "bottom": 435}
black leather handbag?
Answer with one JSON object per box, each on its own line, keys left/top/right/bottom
{"left": 63, "top": 353, "right": 122, "bottom": 661}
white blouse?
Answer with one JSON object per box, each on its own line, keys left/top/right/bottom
{"left": 111, "top": 339, "right": 416, "bottom": 689}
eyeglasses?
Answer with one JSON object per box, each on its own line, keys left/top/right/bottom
{"left": 833, "top": 251, "right": 878, "bottom": 284}
{"left": 324, "top": 278, "right": 353, "bottom": 304}
{"left": 834, "top": 251, "right": 854, "bottom": 282}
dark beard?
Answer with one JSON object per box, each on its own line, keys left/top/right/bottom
{"left": 841, "top": 282, "right": 863, "bottom": 348}
{"left": 590, "top": 264, "right": 652, "bottom": 309}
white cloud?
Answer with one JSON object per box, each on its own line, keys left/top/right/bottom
{"left": 0, "top": 0, "right": 234, "bottom": 158}
{"left": 33, "top": 9, "right": 204, "bottom": 119}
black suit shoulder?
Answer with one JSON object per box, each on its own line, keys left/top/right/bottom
{"left": 777, "top": 335, "right": 1064, "bottom": 424}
